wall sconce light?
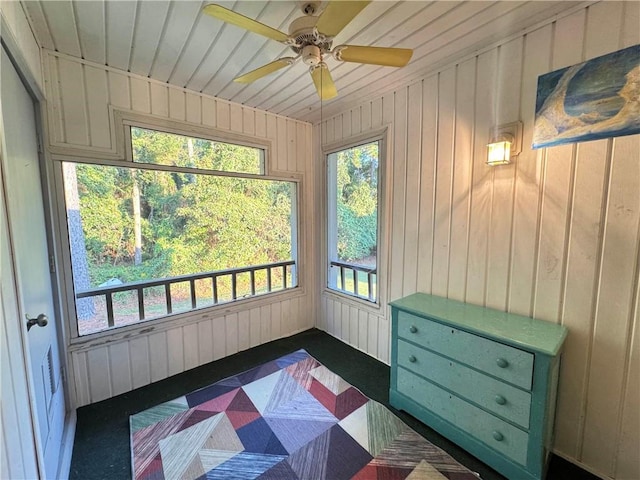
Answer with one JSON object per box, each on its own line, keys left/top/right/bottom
{"left": 487, "top": 121, "right": 523, "bottom": 166}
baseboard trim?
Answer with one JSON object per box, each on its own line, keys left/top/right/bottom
{"left": 56, "top": 410, "right": 77, "bottom": 480}
{"left": 552, "top": 449, "right": 610, "bottom": 480}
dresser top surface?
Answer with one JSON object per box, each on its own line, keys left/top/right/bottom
{"left": 390, "top": 293, "right": 568, "bottom": 356}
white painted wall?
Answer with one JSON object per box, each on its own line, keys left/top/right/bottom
{"left": 317, "top": 3, "right": 639, "bottom": 479}
{"left": 41, "top": 51, "right": 316, "bottom": 407}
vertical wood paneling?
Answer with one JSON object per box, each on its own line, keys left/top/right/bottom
{"left": 167, "top": 327, "right": 184, "bottom": 376}
{"left": 377, "top": 316, "right": 389, "bottom": 363}
{"left": 621, "top": 0, "right": 640, "bottom": 48}
{"left": 225, "top": 313, "right": 239, "bottom": 355}
{"left": 465, "top": 49, "right": 497, "bottom": 306}
{"left": 249, "top": 307, "right": 261, "bottom": 348}
{"left": 182, "top": 323, "right": 199, "bottom": 370}
{"left": 341, "top": 303, "right": 350, "bottom": 343}
{"left": 615, "top": 278, "right": 639, "bottom": 480}
{"left": 86, "top": 346, "right": 111, "bottom": 402}
{"left": 416, "top": 75, "right": 438, "bottom": 295}
{"left": 431, "top": 68, "right": 455, "bottom": 297}
{"left": 276, "top": 117, "right": 287, "bottom": 172}
{"left": 317, "top": 5, "right": 638, "bottom": 477}
{"left": 197, "top": 320, "right": 214, "bottom": 365}
{"left": 255, "top": 111, "right": 267, "bottom": 138}
{"left": 485, "top": 38, "right": 522, "bottom": 311}
{"left": 107, "top": 71, "right": 130, "bottom": 110}
{"left": 367, "top": 313, "right": 378, "bottom": 358}
{"left": 238, "top": 310, "right": 250, "bottom": 351}
{"left": 148, "top": 331, "right": 168, "bottom": 382}
{"left": 402, "top": 83, "right": 422, "bottom": 297}
{"left": 389, "top": 87, "right": 408, "bottom": 301}
{"left": 349, "top": 306, "right": 359, "bottom": 349}
{"left": 129, "top": 337, "right": 150, "bottom": 389}
{"left": 532, "top": 14, "right": 583, "bottom": 322}
{"left": 582, "top": 135, "right": 640, "bottom": 473}
{"left": 84, "top": 65, "right": 111, "bottom": 149}
{"left": 71, "top": 353, "right": 90, "bottom": 407}
{"left": 361, "top": 102, "right": 372, "bottom": 132}
{"left": 150, "top": 83, "right": 168, "bottom": 117}
{"left": 130, "top": 77, "right": 151, "bottom": 114}
{"left": 230, "top": 104, "right": 242, "bottom": 133}
{"left": 286, "top": 120, "right": 296, "bottom": 172}
{"left": 508, "top": 25, "right": 552, "bottom": 316}
{"left": 358, "top": 310, "right": 368, "bottom": 351}
{"left": 212, "top": 317, "right": 226, "bottom": 360}
{"left": 58, "top": 58, "right": 89, "bottom": 146}
{"left": 46, "top": 55, "right": 65, "bottom": 144}
{"left": 555, "top": 140, "right": 608, "bottom": 457}
{"left": 108, "top": 342, "right": 132, "bottom": 396}
{"left": 242, "top": 108, "right": 255, "bottom": 136}
{"left": 168, "top": 88, "right": 186, "bottom": 122}
{"left": 186, "top": 93, "right": 202, "bottom": 125}
{"left": 270, "top": 301, "right": 282, "bottom": 340}
{"left": 448, "top": 59, "right": 474, "bottom": 301}
{"left": 260, "top": 305, "right": 271, "bottom": 344}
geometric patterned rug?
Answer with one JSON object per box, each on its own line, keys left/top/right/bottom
{"left": 130, "top": 349, "right": 480, "bottom": 479}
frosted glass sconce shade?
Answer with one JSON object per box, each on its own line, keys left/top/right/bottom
{"left": 487, "top": 121, "right": 523, "bottom": 166}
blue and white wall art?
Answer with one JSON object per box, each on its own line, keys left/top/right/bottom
{"left": 533, "top": 44, "right": 639, "bottom": 149}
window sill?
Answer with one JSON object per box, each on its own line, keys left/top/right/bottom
{"left": 68, "top": 286, "right": 306, "bottom": 352}
{"left": 322, "top": 288, "right": 384, "bottom": 315}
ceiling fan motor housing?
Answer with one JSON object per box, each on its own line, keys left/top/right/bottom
{"left": 288, "top": 15, "right": 332, "bottom": 55}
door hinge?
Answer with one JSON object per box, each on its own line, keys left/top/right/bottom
{"left": 49, "top": 255, "right": 56, "bottom": 274}
{"left": 37, "top": 135, "right": 43, "bottom": 154}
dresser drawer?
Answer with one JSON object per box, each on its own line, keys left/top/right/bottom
{"left": 397, "top": 367, "right": 529, "bottom": 466}
{"left": 398, "top": 340, "right": 531, "bottom": 429}
{"left": 398, "top": 311, "right": 534, "bottom": 390}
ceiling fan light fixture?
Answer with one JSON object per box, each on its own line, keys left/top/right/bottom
{"left": 302, "top": 45, "right": 322, "bottom": 66}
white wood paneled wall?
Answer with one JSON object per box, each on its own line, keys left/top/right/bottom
{"left": 318, "top": 3, "right": 639, "bottom": 479}
{"left": 41, "top": 51, "right": 316, "bottom": 408}
{"left": 0, "top": 1, "right": 43, "bottom": 94}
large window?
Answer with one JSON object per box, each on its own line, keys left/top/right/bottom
{"left": 327, "top": 140, "right": 380, "bottom": 302}
{"left": 63, "top": 126, "right": 297, "bottom": 336}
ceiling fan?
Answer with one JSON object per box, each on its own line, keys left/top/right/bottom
{"left": 203, "top": 1, "right": 413, "bottom": 100}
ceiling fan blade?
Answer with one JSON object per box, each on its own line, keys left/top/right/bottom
{"left": 315, "top": 1, "right": 371, "bottom": 38}
{"left": 234, "top": 58, "right": 295, "bottom": 83}
{"left": 203, "top": 4, "right": 289, "bottom": 43}
{"left": 310, "top": 64, "right": 338, "bottom": 100}
{"left": 335, "top": 45, "right": 413, "bottom": 67}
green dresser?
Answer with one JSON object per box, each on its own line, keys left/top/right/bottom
{"left": 389, "top": 293, "right": 567, "bottom": 480}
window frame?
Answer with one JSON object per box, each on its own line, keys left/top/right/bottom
{"left": 322, "top": 128, "right": 388, "bottom": 310}
{"left": 52, "top": 112, "right": 303, "bottom": 343}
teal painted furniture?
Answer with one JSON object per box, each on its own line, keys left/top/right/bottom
{"left": 389, "top": 293, "right": 568, "bottom": 480}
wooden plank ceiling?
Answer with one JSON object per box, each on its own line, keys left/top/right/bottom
{"left": 22, "top": 0, "right": 586, "bottom": 123}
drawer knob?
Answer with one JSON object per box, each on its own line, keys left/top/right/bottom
{"left": 496, "top": 358, "right": 509, "bottom": 368}
{"left": 408, "top": 355, "right": 417, "bottom": 363}
{"left": 492, "top": 431, "right": 504, "bottom": 442}
{"left": 494, "top": 395, "right": 507, "bottom": 405}
{"left": 409, "top": 325, "right": 418, "bottom": 333}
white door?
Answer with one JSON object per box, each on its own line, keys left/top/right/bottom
{"left": 1, "top": 47, "right": 66, "bottom": 479}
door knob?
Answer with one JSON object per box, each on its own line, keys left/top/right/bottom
{"left": 26, "top": 313, "right": 48, "bottom": 331}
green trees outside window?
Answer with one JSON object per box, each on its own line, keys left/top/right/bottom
{"left": 63, "top": 127, "right": 297, "bottom": 335}
{"left": 327, "top": 141, "right": 379, "bottom": 302}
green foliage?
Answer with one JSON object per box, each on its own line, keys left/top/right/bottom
{"left": 334, "top": 142, "right": 379, "bottom": 262}
{"left": 69, "top": 128, "right": 293, "bottom": 294}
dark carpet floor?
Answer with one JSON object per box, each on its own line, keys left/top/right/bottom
{"left": 70, "top": 328, "right": 598, "bottom": 480}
